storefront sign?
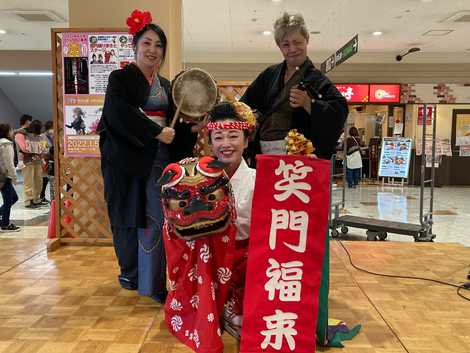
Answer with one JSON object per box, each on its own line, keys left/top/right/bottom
{"left": 378, "top": 137, "right": 413, "bottom": 179}
{"left": 335, "top": 84, "right": 369, "bottom": 103}
{"left": 241, "top": 155, "right": 330, "bottom": 353}
{"left": 369, "top": 84, "right": 401, "bottom": 103}
{"left": 61, "top": 31, "right": 134, "bottom": 157}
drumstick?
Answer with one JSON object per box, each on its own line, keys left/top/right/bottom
{"left": 170, "top": 93, "right": 186, "bottom": 128}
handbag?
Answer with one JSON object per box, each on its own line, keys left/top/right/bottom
{"left": 346, "top": 137, "right": 363, "bottom": 169}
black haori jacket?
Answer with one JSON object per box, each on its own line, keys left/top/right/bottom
{"left": 241, "top": 58, "right": 348, "bottom": 160}
{"left": 98, "top": 63, "right": 196, "bottom": 179}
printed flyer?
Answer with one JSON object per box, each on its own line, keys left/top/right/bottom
{"left": 61, "top": 31, "right": 134, "bottom": 157}
{"left": 378, "top": 137, "right": 412, "bottom": 178}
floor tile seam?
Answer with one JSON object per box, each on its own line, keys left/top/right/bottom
{"left": 137, "top": 310, "right": 160, "bottom": 353}
{"left": 0, "top": 247, "right": 48, "bottom": 279}
{"left": 332, "top": 240, "right": 413, "bottom": 353}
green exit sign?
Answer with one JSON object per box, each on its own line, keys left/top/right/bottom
{"left": 321, "top": 34, "right": 358, "bottom": 73}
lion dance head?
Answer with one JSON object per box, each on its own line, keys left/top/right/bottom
{"left": 159, "top": 156, "right": 236, "bottom": 240}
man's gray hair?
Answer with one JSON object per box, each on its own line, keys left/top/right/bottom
{"left": 274, "top": 12, "right": 309, "bottom": 46}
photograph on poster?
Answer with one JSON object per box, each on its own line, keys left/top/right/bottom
{"left": 64, "top": 105, "right": 102, "bottom": 136}
{"left": 64, "top": 57, "right": 89, "bottom": 94}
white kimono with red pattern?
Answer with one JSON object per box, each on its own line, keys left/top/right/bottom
{"left": 164, "top": 225, "right": 236, "bottom": 353}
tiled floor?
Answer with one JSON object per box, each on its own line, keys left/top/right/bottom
{"left": 1, "top": 238, "right": 470, "bottom": 353}
{"left": 3, "top": 183, "right": 470, "bottom": 245}
{"left": 331, "top": 184, "right": 470, "bottom": 246}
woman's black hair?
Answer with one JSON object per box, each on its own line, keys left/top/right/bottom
{"left": 27, "top": 120, "right": 43, "bottom": 135}
{"left": 44, "top": 120, "right": 53, "bottom": 131}
{"left": 0, "top": 123, "right": 11, "bottom": 139}
{"left": 19, "top": 114, "right": 33, "bottom": 127}
{"left": 349, "top": 126, "right": 359, "bottom": 137}
{"left": 207, "top": 102, "right": 249, "bottom": 139}
{"left": 132, "top": 23, "right": 168, "bottom": 65}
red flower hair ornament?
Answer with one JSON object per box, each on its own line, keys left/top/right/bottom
{"left": 126, "top": 10, "right": 152, "bottom": 35}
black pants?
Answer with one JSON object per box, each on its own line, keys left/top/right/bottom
{"left": 0, "top": 179, "right": 19, "bottom": 227}
{"left": 111, "top": 226, "right": 138, "bottom": 285}
{"left": 40, "top": 176, "right": 48, "bottom": 199}
{"left": 112, "top": 227, "right": 138, "bottom": 286}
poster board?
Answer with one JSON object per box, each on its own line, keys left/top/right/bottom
{"left": 61, "top": 31, "right": 135, "bottom": 157}
{"left": 52, "top": 28, "right": 130, "bottom": 246}
{"left": 378, "top": 137, "right": 412, "bottom": 178}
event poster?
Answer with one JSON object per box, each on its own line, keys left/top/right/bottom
{"left": 61, "top": 32, "right": 134, "bottom": 157}
{"left": 455, "top": 114, "right": 470, "bottom": 146}
{"left": 378, "top": 137, "right": 412, "bottom": 179}
{"left": 460, "top": 145, "right": 470, "bottom": 156}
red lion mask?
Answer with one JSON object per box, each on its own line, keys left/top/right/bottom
{"left": 160, "top": 156, "right": 236, "bottom": 240}
{"left": 160, "top": 156, "right": 237, "bottom": 353}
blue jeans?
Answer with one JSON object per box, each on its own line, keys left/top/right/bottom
{"left": 346, "top": 168, "right": 361, "bottom": 188}
{"left": 0, "top": 178, "right": 19, "bottom": 227}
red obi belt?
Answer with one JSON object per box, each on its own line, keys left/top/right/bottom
{"left": 144, "top": 110, "right": 166, "bottom": 118}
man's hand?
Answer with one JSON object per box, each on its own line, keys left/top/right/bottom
{"left": 156, "top": 127, "right": 176, "bottom": 144}
{"left": 289, "top": 86, "right": 312, "bottom": 114}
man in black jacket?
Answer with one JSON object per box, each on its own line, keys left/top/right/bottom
{"left": 241, "top": 12, "right": 348, "bottom": 163}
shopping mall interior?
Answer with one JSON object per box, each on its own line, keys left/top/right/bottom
{"left": 0, "top": 1, "right": 470, "bottom": 352}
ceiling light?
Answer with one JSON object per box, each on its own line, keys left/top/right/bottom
{"left": 272, "top": 0, "right": 283, "bottom": 3}
{"left": 421, "top": 0, "right": 433, "bottom": 3}
{"left": 0, "top": 71, "right": 53, "bottom": 77}
{"left": 0, "top": 29, "right": 6, "bottom": 34}
{"left": 372, "top": 31, "right": 383, "bottom": 36}
{"left": 0, "top": 71, "right": 18, "bottom": 76}
{"left": 263, "top": 30, "right": 272, "bottom": 36}
{"left": 18, "top": 71, "right": 53, "bottom": 76}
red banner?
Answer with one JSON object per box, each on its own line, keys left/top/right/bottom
{"left": 240, "top": 155, "right": 330, "bottom": 353}
{"left": 417, "top": 105, "right": 434, "bottom": 125}
{"left": 369, "top": 84, "right": 401, "bottom": 103}
{"left": 335, "top": 84, "right": 369, "bottom": 103}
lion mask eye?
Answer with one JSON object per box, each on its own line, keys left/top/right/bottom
{"left": 196, "top": 156, "right": 224, "bottom": 178}
{"left": 159, "top": 163, "right": 185, "bottom": 189}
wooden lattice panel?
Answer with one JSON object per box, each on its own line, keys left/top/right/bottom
{"left": 52, "top": 29, "right": 112, "bottom": 245}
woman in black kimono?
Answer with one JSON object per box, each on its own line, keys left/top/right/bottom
{"left": 241, "top": 12, "right": 348, "bottom": 162}
{"left": 98, "top": 11, "right": 196, "bottom": 302}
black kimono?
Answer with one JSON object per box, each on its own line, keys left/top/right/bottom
{"left": 241, "top": 58, "right": 348, "bottom": 160}
{"left": 98, "top": 63, "right": 196, "bottom": 291}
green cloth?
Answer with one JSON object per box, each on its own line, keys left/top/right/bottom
{"left": 316, "top": 232, "right": 330, "bottom": 345}
{"left": 316, "top": 233, "right": 362, "bottom": 347}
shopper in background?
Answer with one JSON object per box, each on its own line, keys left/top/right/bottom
{"left": 345, "top": 126, "right": 363, "bottom": 188}
{"left": 40, "top": 121, "right": 54, "bottom": 203}
{"left": 15, "top": 119, "right": 48, "bottom": 208}
{"left": 98, "top": 10, "right": 197, "bottom": 301}
{"left": 14, "top": 114, "right": 33, "bottom": 168}
{"left": 0, "top": 124, "right": 20, "bottom": 232}
{"left": 241, "top": 12, "right": 348, "bottom": 164}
